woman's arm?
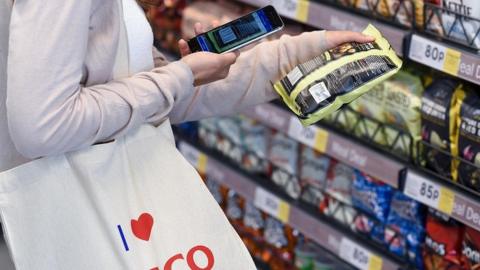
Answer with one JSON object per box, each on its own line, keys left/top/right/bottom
{"left": 7, "top": 0, "right": 197, "bottom": 158}
{"left": 168, "top": 31, "right": 328, "bottom": 123}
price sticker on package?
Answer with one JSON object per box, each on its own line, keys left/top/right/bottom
{"left": 254, "top": 188, "right": 290, "bottom": 223}
{"left": 288, "top": 117, "right": 329, "bottom": 153}
{"left": 179, "top": 143, "right": 208, "bottom": 175}
{"left": 409, "top": 35, "right": 461, "bottom": 76}
{"left": 271, "top": 0, "right": 310, "bottom": 22}
{"left": 404, "top": 171, "right": 455, "bottom": 215}
{"left": 339, "top": 238, "right": 383, "bottom": 270}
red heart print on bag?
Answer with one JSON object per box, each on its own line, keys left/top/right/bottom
{"left": 131, "top": 213, "right": 154, "bottom": 241}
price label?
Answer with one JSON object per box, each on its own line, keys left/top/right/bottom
{"left": 271, "top": 0, "right": 310, "bottom": 23}
{"left": 288, "top": 117, "right": 329, "bottom": 153}
{"left": 179, "top": 143, "right": 208, "bottom": 175}
{"left": 409, "top": 35, "right": 461, "bottom": 76}
{"left": 339, "top": 238, "right": 383, "bottom": 270}
{"left": 254, "top": 188, "right": 290, "bottom": 223}
{"left": 404, "top": 171, "right": 455, "bottom": 214}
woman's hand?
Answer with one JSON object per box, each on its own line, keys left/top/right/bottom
{"left": 178, "top": 21, "right": 239, "bottom": 86}
{"left": 324, "top": 30, "right": 375, "bottom": 49}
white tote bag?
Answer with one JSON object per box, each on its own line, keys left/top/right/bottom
{"left": 0, "top": 0, "right": 256, "bottom": 268}
{"left": 0, "top": 123, "right": 256, "bottom": 270}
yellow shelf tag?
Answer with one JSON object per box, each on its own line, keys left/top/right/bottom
{"left": 368, "top": 255, "right": 383, "bottom": 270}
{"left": 438, "top": 187, "right": 455, "bottom": 215}
{"left": 296, "top": 0, "right": 310, "bottom": 23}
{"left": 314, "top": 129, "right": 329, "bottom": 153}
{"left": 197, "top": 153, "right": 208, "bottom": 175}
{"left": 443, "top": 48, "right": 461, "bottom": 76}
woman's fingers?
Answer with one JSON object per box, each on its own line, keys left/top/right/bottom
{"left": 326, "top": 31, "right": 375, "bottom": 48}
{"left": 194, "top": 22, "right": 205, "bottom": 35}
{"left": 178, "top": 39, "right": 191, "bottom": 57}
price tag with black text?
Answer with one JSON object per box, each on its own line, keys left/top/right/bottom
{"left": 339, "top": 238, "right": 383, "bottom": 270}
{"left": 409, "top": 35, "right": 461, "bottom": 76}
{"left": 404, "top": 171, "right": 455, "bottom": 214}
{"left": 288, "top": 117, "right": 328, "bottom": 153}
{"left": 270, "top": 0, "right": 309, "bottom": 22}
{"left": 179, "top": 143, "right": 208, "bottom": 174}
{"left": 254, "top": 188, "right": 290, "bottom": 223}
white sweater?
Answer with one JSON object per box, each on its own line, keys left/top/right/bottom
{"left": 0, "top": 0, "right": 327, "bottom": 172}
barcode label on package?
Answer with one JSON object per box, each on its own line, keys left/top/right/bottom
{"left": 309, "top": 82, "right": 331, "bottom": 104}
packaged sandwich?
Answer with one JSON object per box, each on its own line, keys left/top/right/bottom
{"left": 274, "top": 24, "right": 402, "bottom": 125}
{"left": 457, "top": 90, "right": 480, "bottom": 192}
{"left": 421, "top": 78, "right": 464, "bottom": 181}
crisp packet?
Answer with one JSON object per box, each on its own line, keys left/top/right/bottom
{"left": 274, "top": 24, "right": 402, "bottom": 125}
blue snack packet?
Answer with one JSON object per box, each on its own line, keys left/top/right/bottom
{"left": 385, "top": 192, "right": 426, "bottom": 269}
{"left": 351, "top": 170, "right": 394, "bottom": 223}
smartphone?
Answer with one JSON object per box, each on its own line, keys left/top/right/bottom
{"left": 187, "top": 5, "right": 284, "bottom": 54}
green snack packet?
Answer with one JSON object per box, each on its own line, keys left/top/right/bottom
{"left": 274, "top": 24, "right": 402, "bottom": 126}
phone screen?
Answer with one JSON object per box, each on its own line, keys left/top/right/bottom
{"left": 192, "top": 8, "right": 277, "bottom": 53}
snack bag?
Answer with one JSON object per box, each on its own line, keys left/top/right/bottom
{"left": 349, "top": 83, "right": 387, "bottom": 145}
{"left": 299, "top": 146, "right": 330, "bottom": 207}
{"left": 457, "top": 91, "right": 480, "bottom": 192}
{"left": 426, "top": 0, "right": 480, "bottom": 48}
{"left": 240, "top": 117, "right": 270, "bottom": 175}
{"left": 351, "top": 170, "right": 394, "bottom": 223}
{"left": 217, "top": 117, "right": 244, "bottom": 164}
{"left": 423, "top": 209, "right": 465, "bottom": 270}
{"left": 462, "top": 226, "right": 480, "bottom": 269}
{"left": 268, "top": 132, "right": 302, "bottom": 199}
{"left": 198, "top": 118, "right": 219, "bottom": 149}
{"left": 325, "top": 160, "right": 355, "bottom": 204}
{"left": 421, "top": 78, "right": 464, "bottom": 180}
{"left": 385, "top": 192, "right": 426, "bottom": 269}
{"left": 383, "top": 71, "right": 424, "bottom": 158}
{"left": 274, "top": 24, "right": 402, "bottom": 125}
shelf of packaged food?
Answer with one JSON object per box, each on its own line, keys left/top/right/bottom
{"left": 178, "top": 140, "right": 402, "bottom": 270}
{"left": 234, "top": 0, "right": 407, "bottom": 55}
{"left": 408, "top": 34, "right": 480, "bottom": 86}
{"left": 242, "top": 103, "right": 403, "bottom": 188}
{"left": 403, "top": 168, "right": 480, "bottom": 232}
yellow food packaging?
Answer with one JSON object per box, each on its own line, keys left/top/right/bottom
{"left": 274, "top": 24, "right": 402, "bottom": 126}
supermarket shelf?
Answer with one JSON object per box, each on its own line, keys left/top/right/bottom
{"left": 408, "top": 34, "right": 480, "bottom": 86}
{"left": 235, "top": 0, "right": 407, "bottom": 55}
{"left": 178, "top": 140, "right": 403, "bottom": 270}
{"left": 242, "top": 103, "right": 403, "bottom": 188}
{"left": 244, "top": 102, "right": 480, "bottom": 232}
{"left": 403, "top": 168, "right": 480, "bottom": 232}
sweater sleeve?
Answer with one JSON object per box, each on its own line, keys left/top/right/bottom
{"left": 168, "top": 31, "right": 328, "bottom": 124}
{"left": 6, "top": 0, "right": 194, "bottom": 159}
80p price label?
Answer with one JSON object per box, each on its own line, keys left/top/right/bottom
{"left": 339, "top": 238, "right": 383, "bottom": 270}
{"left": 409, "top": 34, "right": 461, "bottom": 76}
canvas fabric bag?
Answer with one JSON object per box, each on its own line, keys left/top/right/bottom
{"left": 0, "top": 0, "right": 256, "bottom": 269}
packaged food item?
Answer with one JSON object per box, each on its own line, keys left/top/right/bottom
{"left": 217, "top": 117, "right": 244, "bottom": 164}
{"left": 205, "top": 178, "right": 227, "bottom": 208}
{"left": 198, "top": 118, "right": 219, "bottom": 149}
{"left": 263, "top": 217, "right": 296, "bottom": 269}
{"left": 294, "top": 242, "right": 317, "bottom": 270}
{"left": 353, "top": 214, "right": 385, "bottom": 244}
{"left": 383, "top": 71, "right": 424, "bottom": 158}
{"left": 385, "top": 192, "right": 426, "bottom": 269}
{"left": 354, "top": 0, "right": 422, "bottom": 28}
{"left": 348, "top": 83, "right": 387, "bottom": 145}
{"left": 269, "top": 132, "right": 302, "bottom": 199}
{"left": 240, "top": 117, "right": 270, "bottom": 175}
{"left": 325, "top": 160, "right": 355, "bottom": 204}
{"left": 421, "top": 78, "right": 464, "bottom": 180}
{"left": 423, "top": 209, "right": 465, "bottom": 270}
{"left": 351, "top": 170, "right": 394, "bottom": 223}
{"left": 226, "top": 190, "right": 244, "bottom": 228}
{"left": 462, "top": 226, "right": 480, "bottom": 269}
{"left": 426, "top": 0, "right": 480, "bottom": 48}
{"left": 274, "top": 24, "right": 402, "bottom": 125}
{"left": 299, "top": 147, "right": 330, "bottom": 206}
{"left": 457, "top": 91, "right": 480, "bottom": 192}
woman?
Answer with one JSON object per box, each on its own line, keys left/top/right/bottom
{"left": 0, "top": 0, "right": 373, "bottom": 267}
